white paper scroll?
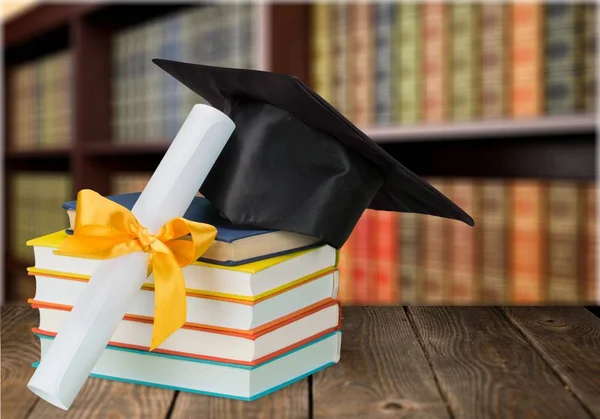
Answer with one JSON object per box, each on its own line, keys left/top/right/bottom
{"left": 27, "top": 104, "right": 235, "bottom": 409}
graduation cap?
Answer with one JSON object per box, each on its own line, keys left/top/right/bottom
{"left": 153, "top": 59, "right": 474, "bottom": 249}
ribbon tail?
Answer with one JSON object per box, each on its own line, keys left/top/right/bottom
{"left": 149, "top": 251, "right": 187, "bottom": 351}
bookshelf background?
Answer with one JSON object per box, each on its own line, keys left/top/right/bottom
{"left": 3, "top": 3, "right": 597, "bottom": 305}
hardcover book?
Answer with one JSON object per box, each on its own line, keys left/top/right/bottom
{"left": 481, "top": 4, "right": 507, "bottom": 119}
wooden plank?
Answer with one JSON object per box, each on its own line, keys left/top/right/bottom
{"left": 28, "top": 377, "right": 175, "bottom": 419}
{"left": 170, "top": 379, "right": 309, "bottom": 419}
{"left": 1, "top": 305, "right": 41, "bottom": 419}
{"left": 407, "top": 307, "right": 592, "bottom": 419}
{"left": 312, "top": 306, "right": 450, "bottom": 419}
{"left": 503, "top": 307, "right": 600, "bottom": 417}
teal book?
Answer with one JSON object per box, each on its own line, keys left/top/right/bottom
{"left": 34, "top": 331, "right": 341, "bottom": 401}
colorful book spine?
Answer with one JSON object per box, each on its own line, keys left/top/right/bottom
{"left": 511, "top": 3, "right": 544, "bottom": 118}
{"left": 548, "top": 182, "right": 582, "bottom": 302}
{"left": 586, "top": 183, "right": 597, "bottom": 303}
{"left": 449, "top": 180, "right": 479, "bottom": 303}
{"left": 583, "top": 4, "right": 597, "bottom": 112}
{"left": 332, "top": 4, "right": 350, "bottom": 117}
{"left": 481, "top": 3, "right": 507, "bottom": 119}
{"left": 450, "top": 4, "right": 480, "bottom": 121}
{"left": 400, "top": 212, "right": 420, "bottom": 304}
{"left": 352, "top": 210, "right": 373, "bottom": 304}
{"left": 374, "top": 211, "right": 398, "bottom": 304}
{"left": 350, "top": 3, "right": 374, "bottom": 126}
{"left": 423, "top": 3, "right": 448, "bottom": 122}
{"left": 545, "top": 5, "right": 584, "bottom": 114}
{"left": 393, "top": 3, "right": 421, "bottom": 124}
{"left": 311, "top": 4, "right": 333, "bottom": 103}
{"left": 422, "top": 179, "right": 447, "bottom": 303}
{"left": 481, "top": 180, "right": 508, "bottom": 303}
{"left": 510, "top": 181, "right": 546, "bottom": 303}
{"left": 338, "top": 230, "right": 354, "bottom": 304}
{"left": 375, "top": 3, "right": 394, "bottom": 126}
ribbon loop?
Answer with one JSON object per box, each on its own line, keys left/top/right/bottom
{"left": 55, "top": 189, "right": 217, "bottom": 350}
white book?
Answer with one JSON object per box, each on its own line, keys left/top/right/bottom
{"left": 29, "top": 234, "right": 336, "bottom": 300}
{"left": 36, "top": 331, "right": 341, "bottom": 401}
{"left": 31, "top": 271, "right": 339, "bottom": 331}
{"left": 35, "top": 300, "right": 340, "bottom": 365}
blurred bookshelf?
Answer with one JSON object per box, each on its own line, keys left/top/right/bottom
{"left": 2, "top": 3, "right": 597, "bottom": 305}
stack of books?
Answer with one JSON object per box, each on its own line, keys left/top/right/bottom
{"left": 27, "top": 192, "right": 341, "bottom": 400}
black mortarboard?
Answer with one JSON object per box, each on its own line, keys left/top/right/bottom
{"left": 153, "top": 59, "right": 474, "bottom": 249}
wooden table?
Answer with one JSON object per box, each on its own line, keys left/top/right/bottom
{"left": 2, "top": 304, "right": 600, "bottom": 419}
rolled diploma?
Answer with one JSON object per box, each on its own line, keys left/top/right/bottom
{"left": 27, "top": 104, "right": 235, "bottom": 410}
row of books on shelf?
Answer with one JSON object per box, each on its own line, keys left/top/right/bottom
{"left": 339, "top": 178, "right": 597, "bottom": 305}
{"left": 9, "top": 51, "right": 73, "bottom": 150}
{"left": 9, "top": 174, "right": 598, "bottom": 305}
{"left": 112, "top": 4, "right": 257, "bottom": 143}
{"left": 312, "top": 3, "right": 597, "bottom": 127}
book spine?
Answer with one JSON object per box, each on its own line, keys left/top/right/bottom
{"left": 423, "top": 3, "right": 448, "bottom": 122}
{"left": 374, "top": 211, "right": 398, "bottom": 303}
{"left": 422, "top": 179, "right": 447, "bottom": 303}
{"left": 510, "top": 181, "right": 546, "bottom": 303}
{"left": 375, "top": 3, "right": 394, "bottom": 126}
{"left": 481, "top": 180, "right": 508, "bottom": 303}
{"left": 586, "top": 183, "right": 597, "bottom": 303}
{"left": 400, "top": 212, "right": 420, "bottom": 304}
{"left": 511, "top": 3, "right": 544, "bottom": 117}
{"left": 450, "top": 4, "right": 480, "bottom": 121}
{"left": 338, "top": 230, "right": 355, "bottom": 304}
{"left": 481, "top": 4, "right": 507, "bottom": 119}
{"left": 394, "top": 3, "right": 422, "bottom": 124}
{"left": 353, "top": 210, "right": 373, "bottom": 304}
{"left": 350, "top": 3, "right": 374, "bottom": 126}
{"left": 545, "top": 5, "right": 584, "bottom": 114}
{"left": 548, "top": 181, "right": 583, "bottom": 302}
{"left": 332, "top": 4, "right": 350, "bottom": 117}
{"left": 449, "top": 179, "right": 479, "bottom": 303}
{"left": 583, "top": 4, "right": 597, "bottom": 112}
{"left": 311, "top": 4, "right": 334, "bottom": 103}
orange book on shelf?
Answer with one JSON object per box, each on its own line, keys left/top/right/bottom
{"left": 586, "top": 183, "right": 597, "bottom": 303}
{"left": 423, "top": 3, "right": 448, "bottom": 122}
{"left": 374, "top": 211, "right": 399, "bottom": 304}
{"left": 352, "top": 210, "right": 373, "bottom": 304}
{"left": 449, "top": 180, "right": 479, "bottom": 304}
{"left": 510, "top": 3, "right": 544, "bottom": 117}
{"left": 338, "top": 229, "right": 355, "bottom": 304}
{"left": 510, "top": 181, "right": 546, "bottom": 303}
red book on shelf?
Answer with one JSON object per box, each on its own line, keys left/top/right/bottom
{"left": 510, "top": 3, "right": 543, "bottom": 118}
{"left": 449, "top": 180, "right": 479, "bottom": 303}
{"left": 338, "top": 229, "right": 355, "bottom": 304}
{"left": 510, "top": 181, "right": 546, "bottom": 303}
{"left": 374, "top": 211, "right": 399, "bottom": 304}
{"left": 422, "top": 179, "right": 448, "bottom": 303}
{"left": 353, "top": 210, "right": 373, "bottom": 304}
{"left": 423, "top": 3, "right": 448, "bottom": 123}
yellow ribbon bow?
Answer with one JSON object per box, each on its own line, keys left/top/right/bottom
{"left": 55, "top": 189, "right": 217, "bottom": 350}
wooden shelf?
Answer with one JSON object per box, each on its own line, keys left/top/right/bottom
{"left": 5, "top": 148, "right": 71, "bottom": 160}
{"left": 85, "top": 142, "right": 169, "bottom": 157}
{"left": 365, "top": 114, "right": 597, "bottom": 143}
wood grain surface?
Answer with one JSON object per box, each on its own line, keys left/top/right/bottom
{"left": 312, "top": 306, "right": 450, "bottom": 419}
{"left": 170, "top": 379, "right": 309, "bottom": 419}
{"left": 3, "top": 304, "right": 600, "bottom": 419}
{"left": 504, "top": 307, "right": 600, "bottom": 417}
{"left": 407, "top": 306, "right": 593, "bottom": 419}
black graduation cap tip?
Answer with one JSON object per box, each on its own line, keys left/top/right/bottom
{"left": 153, "top": 59, "right": 474, "bottom": 249}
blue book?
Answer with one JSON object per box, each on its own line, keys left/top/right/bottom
{"left": 62, "top": 192, "right": 321, "bottom": 265}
